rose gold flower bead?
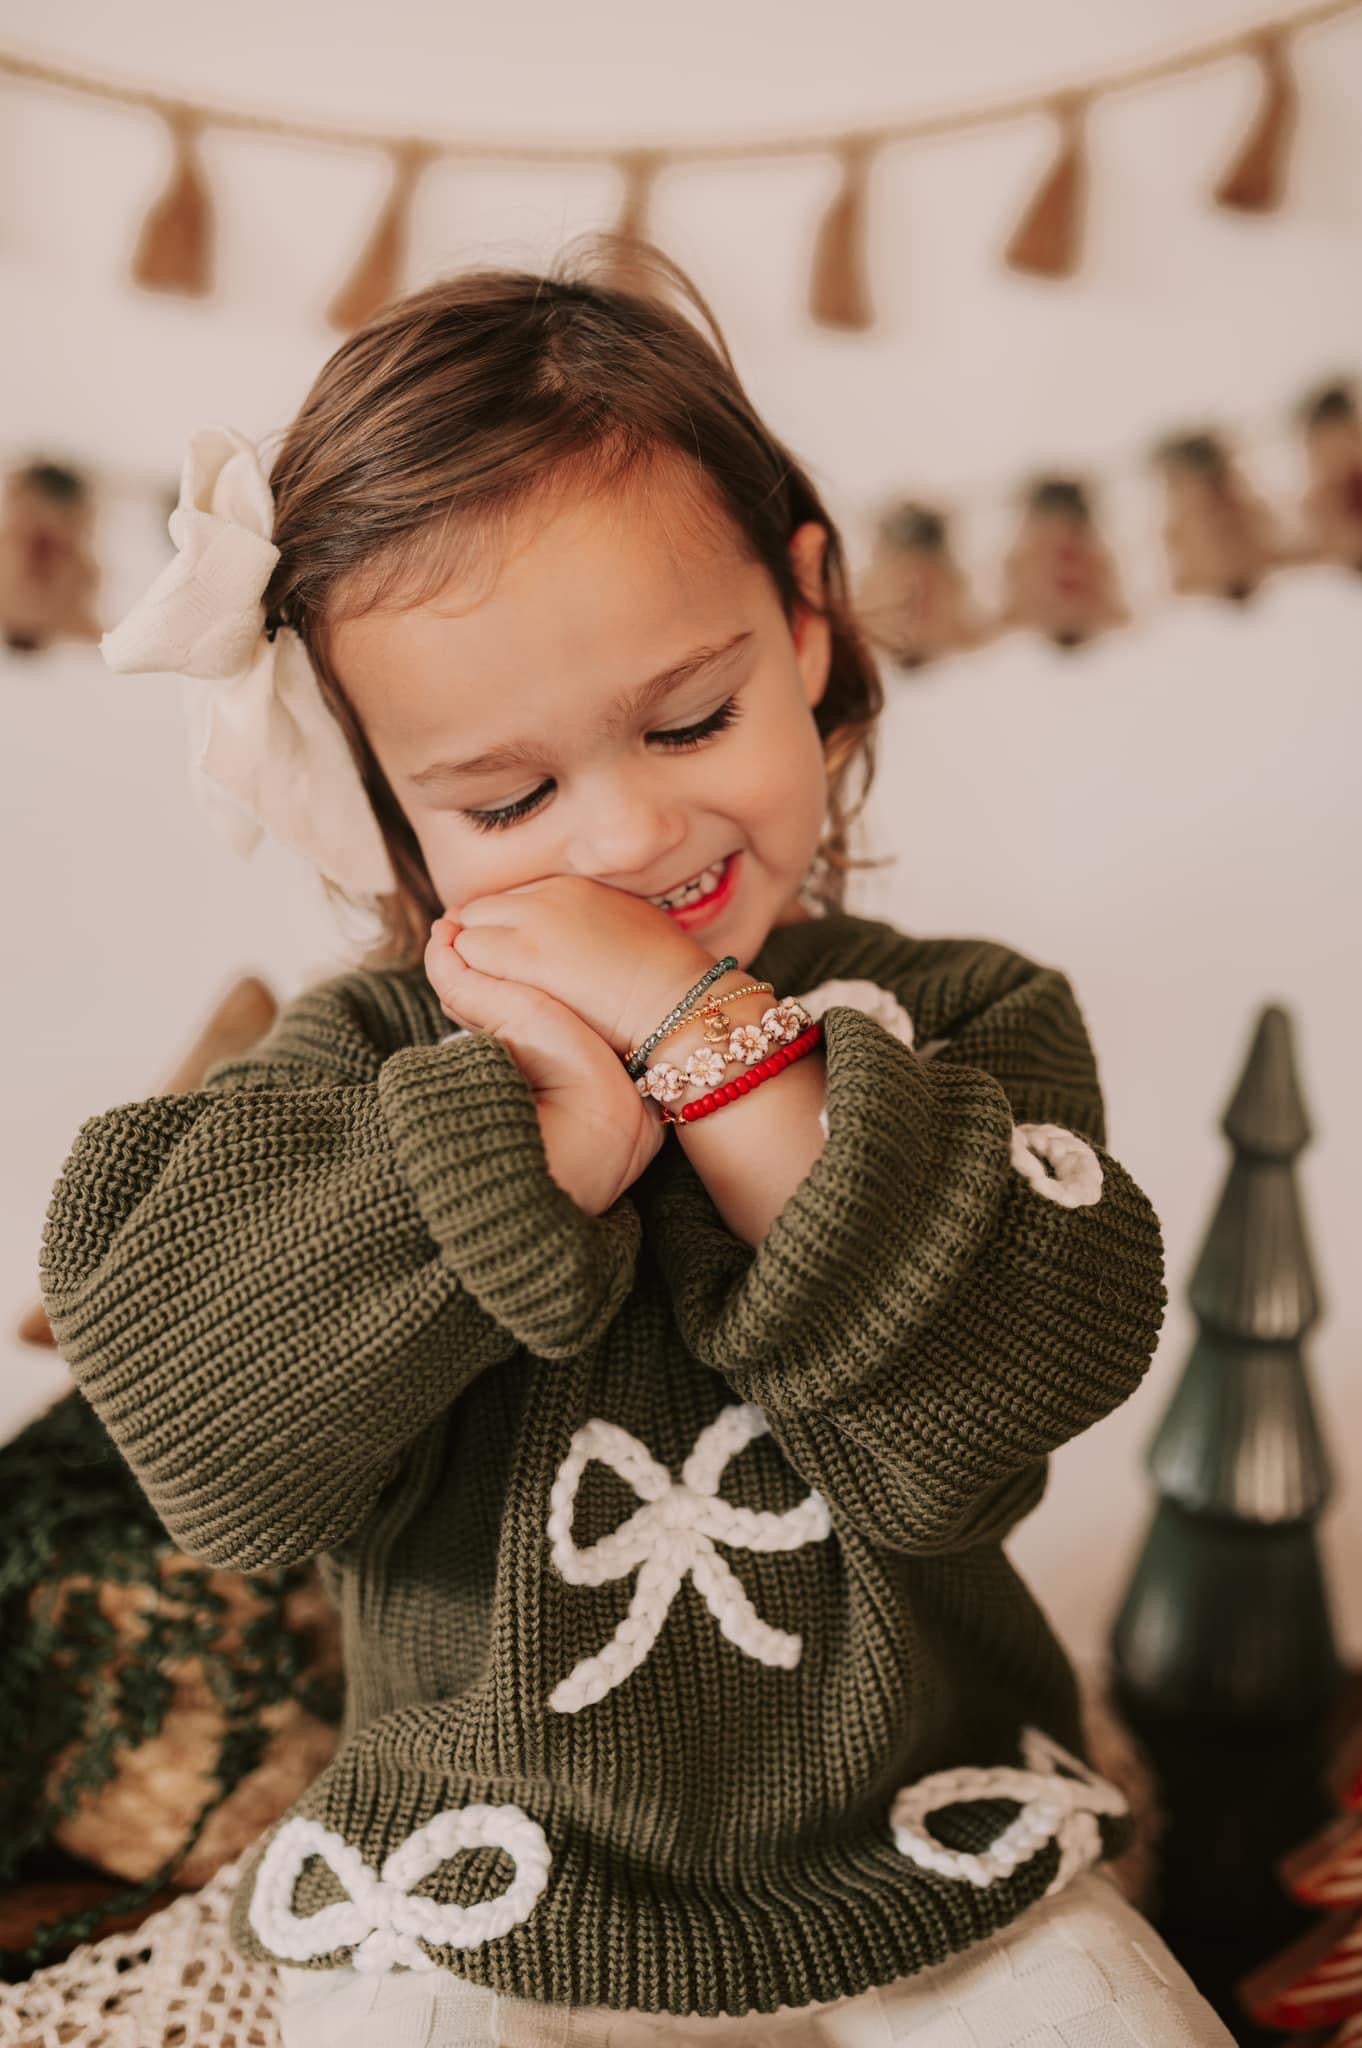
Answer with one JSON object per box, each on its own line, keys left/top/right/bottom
{"left": 637, "top": 1062, "right": 687, "bottom": 1104}
{"left": 728, "top": 1023, "right": 771, "bottom": 1065}
{"left": 683, "top": 1046, "right": 727, "bottom": 1089}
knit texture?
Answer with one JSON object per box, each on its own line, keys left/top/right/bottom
{"left": 38, "top": 911, "right": 1166, "bottom": 2016}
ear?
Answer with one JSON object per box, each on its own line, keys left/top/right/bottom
{"left": 788, "top": 521, "right": 832, "bottom": 711}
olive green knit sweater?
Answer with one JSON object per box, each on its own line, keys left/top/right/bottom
{"left": 38, "top": 910, "right": 1165, "bottom": 2016}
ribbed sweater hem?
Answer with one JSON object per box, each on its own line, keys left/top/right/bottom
{"left": 226, "top": 1797, "right": 1131, "bottom": 2016}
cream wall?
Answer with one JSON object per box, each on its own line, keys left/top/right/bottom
{"left": 3, "top": 0, "right": 1360, "bottom": 1669}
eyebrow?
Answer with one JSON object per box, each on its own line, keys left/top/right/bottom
{"left": 406, "top": 630, "right": 753, "bottom": 787}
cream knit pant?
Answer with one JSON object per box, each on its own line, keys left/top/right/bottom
{"left": 274, "top": 1871, "right": 1236, "bottom": 2047}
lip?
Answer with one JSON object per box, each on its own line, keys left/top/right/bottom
{"left": 656, "top": 850, "right": 740, "bottom": 930}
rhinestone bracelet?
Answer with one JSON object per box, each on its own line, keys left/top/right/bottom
{"left": 624, "top": 956, "right": 738, "bottom": 1078}
{"left": 636, "top": 998, "right": 813, "bottom": 1106}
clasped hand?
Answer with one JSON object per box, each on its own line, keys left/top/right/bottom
{"left": 424, "top": 876, "right": 716, "bottom": 1216}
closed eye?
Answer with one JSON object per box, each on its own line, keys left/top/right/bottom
{"left": 460, "top": 696, "right": 743, "bottom": 833}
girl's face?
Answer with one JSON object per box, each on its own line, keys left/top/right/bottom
{"left": 329, "top": 462, "right": 833, "bottom": 968}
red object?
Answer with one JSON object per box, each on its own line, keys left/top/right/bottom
{"left": 662, "top": 1022, "right": 824, "bottom": 1126}
{"left": 1239, "top": 1910, "right": 1362, "bottom": 2031}
{"left": 1283, "top": 1813, "right": 1362, "bottom": 1908}
{"left": 661, "top": 849, "right": 741, "bottom": 934}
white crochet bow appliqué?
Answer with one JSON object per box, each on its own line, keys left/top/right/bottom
{"left": 248, "top": 1803, "right": 552, "bottom": 1971}
{"left": 890, "top": 1727, "right": 1128, "bottom": 1896}
{"left": 546, "top": 1402, "right": 833, "bottom": 1714}
{"left": 797, "top": 979, "right": 917, "bottom": 1145}
{"left": 1010, "top": 1123, "right": 1104, "bottom": 1208}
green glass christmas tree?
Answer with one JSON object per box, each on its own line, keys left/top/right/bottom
{"left": 1110, "top": 1005, "right": 1344, "bottom": 2033}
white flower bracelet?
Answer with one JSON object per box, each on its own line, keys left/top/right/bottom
{"left": 635, "top": 997, "right": 813, "bottom": 1106}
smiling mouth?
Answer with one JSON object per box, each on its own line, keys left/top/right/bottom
{"left": 646, "top": 852, "right": 735, "bottom": 912}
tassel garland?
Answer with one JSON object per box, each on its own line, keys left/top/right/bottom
{"left": 1215, "top": 29, "right": 1298, "bottom": 212}
{"left": 327, "top": 141, "right": 435, "bottom": 332}
{"left": 131, "top": 108, "right": 213, "bottom": 298}
{"left": 809, "top": 138, "right": 876, "bottom": 332}
{"left": 0, "top": 2, "right": 1355, "bottom": 332}
{"left": 1005, "top": 96, "right": 1088, "bottom": 280}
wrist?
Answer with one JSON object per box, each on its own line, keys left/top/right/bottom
{"left": 634, "top": 983, "right": 814, "bottom": 1118}
{"left": 619, "top": 945, "right": 730, "bottom": 1061}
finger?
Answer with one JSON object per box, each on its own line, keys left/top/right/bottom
{"left": 428, "top": 957, "right": 601, "bottom": 1098}
{"left": 435, "top": 958, "right": 531, "bottom": 1038}
{"left": 455, "top": 880, "right": 560, "bottom": 924}
{"left": 426, "top": 922, "right": 539, "bottom": 1028}
{"left": 452, "top": 894, "right": 513, "bottom": 926}
{"left": 452, "top": 923, "right": 540, "bottom": 979}
{"left": 464, "top": 874, "right": 570, "bottom": 904}
{"left": 424, "top": 920, "right": 471, "bottom": 1014}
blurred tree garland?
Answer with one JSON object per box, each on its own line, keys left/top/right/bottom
{"left": 0, "top": 1389, "right": 341, "bottom": 1972}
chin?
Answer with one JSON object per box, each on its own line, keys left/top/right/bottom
{"left": 724, "top": 913, "right": 772, "bottom": 968}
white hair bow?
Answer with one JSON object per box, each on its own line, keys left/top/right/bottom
{"left": 100, "top": 426, "right": 397, "bottom": 903}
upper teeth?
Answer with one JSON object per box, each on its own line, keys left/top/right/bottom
{"left": 649, "top": 859, "right": 727, "bottom": 910}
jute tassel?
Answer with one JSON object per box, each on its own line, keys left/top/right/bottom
{"left": 1215, "top": 29, "right": 1297, "bottom": 212}
{"left": 132, "top": 108, "right": 213, "bottom": 297}
{"left": 1004, "top": 95, "right": 1087, "bottom": 279}
{"left": 809, "top": 138, "right": 876, "bottom": 331}
{"left": 602, "top": 150, "right": 665, "bottom": 295}
{"left": 328, "top": 140, "right": 434, "bottom": 332}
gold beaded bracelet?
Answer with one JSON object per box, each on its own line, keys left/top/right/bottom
{"left": 624, "top": 980, "right": 772, "bottom": 1068}
{"left": 644, "top": 980, "right": 774, "bottom": 1059}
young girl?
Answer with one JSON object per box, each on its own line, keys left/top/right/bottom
{"left": 41, "top": 239, "right": 1234, "bottom": 2046}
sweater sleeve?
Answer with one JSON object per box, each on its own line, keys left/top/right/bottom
{"left": 647, "top": 960, "right": 1165, "bottom": 1556}
{"left": 38, "top": 976, "right": 640, "bottom": 1572}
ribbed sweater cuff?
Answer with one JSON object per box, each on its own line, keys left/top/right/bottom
{"left": 658, "top": 1005, "right": 1016, "bottom": 1410}
{"left": 377, "top": 1032, "right": 639, "bottom": 1358}
{"left": 654, "top": 999, "right": 1164, "bottom": 1512}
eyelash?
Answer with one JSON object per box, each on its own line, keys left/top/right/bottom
{"left": 460, "top": 697, "right": 744, "bottom": 833}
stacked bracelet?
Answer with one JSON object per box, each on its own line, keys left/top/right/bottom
{"left": 636, "top": 997, "right": 813, "bottom": 1105}
{"left": 645, "top": 980, "right": 774, "bottom": 1059}
{"left": 624, "top": 956, "right": 738, "bottom": 1078}
{"left": 660, "top": 1020, "right": 824, "bottom": 1125}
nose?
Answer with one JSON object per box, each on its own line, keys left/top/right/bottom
{"left": 564, "top": 767, "right": 688, "bottom": 887}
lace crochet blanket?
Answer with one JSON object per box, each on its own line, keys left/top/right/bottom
{"left": 0, "top": 1857, "right": 282, "bottom": 2048}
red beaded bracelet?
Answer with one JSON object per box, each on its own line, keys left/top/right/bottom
{"left": 659, "top": 1020, "right": 824, "bottom": 1126}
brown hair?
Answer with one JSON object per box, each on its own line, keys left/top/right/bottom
{"left": 261, "top": 234, "right": 886, "bottom": 970}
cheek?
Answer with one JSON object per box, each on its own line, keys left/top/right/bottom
{"left": 732, "top": 700, "right": 827, "bottom": 840}
{"left": 415, "top": 816, "right": 542, "bottom": 911}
